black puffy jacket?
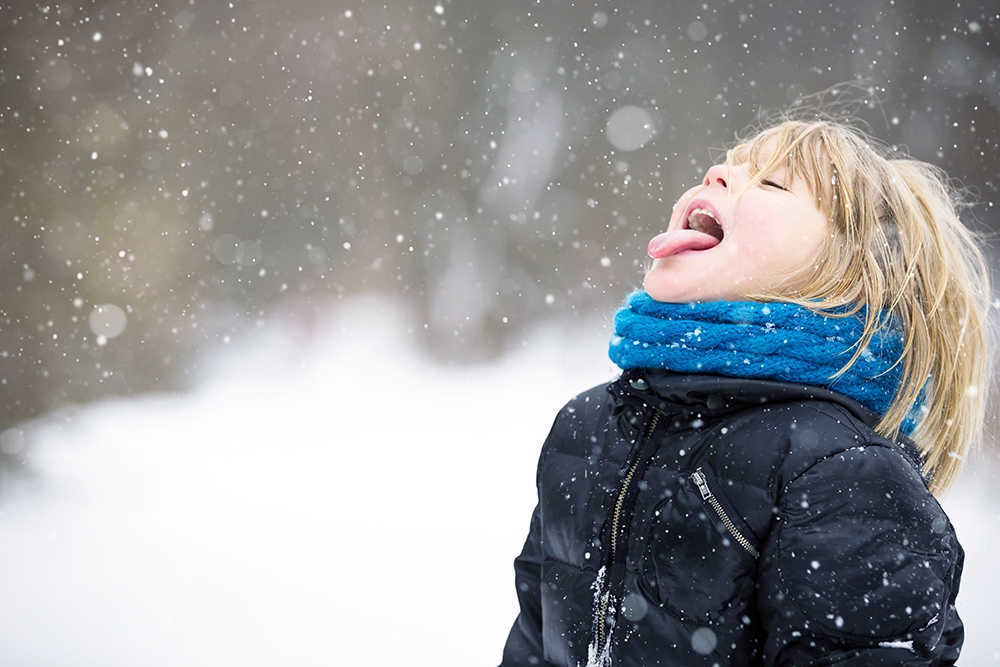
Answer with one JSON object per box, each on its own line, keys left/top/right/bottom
{"left": 500, "top": 369, "right": 963, "bottom": 667}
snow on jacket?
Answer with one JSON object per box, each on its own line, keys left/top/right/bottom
{"left": 500, "top": 369, "right": 963, "bottom": 667}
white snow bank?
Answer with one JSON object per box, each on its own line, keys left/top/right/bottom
{"left": 0, "top": 295, "right": 996, "bottom": 665}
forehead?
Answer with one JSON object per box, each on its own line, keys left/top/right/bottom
{"left": 729, "top": 126, "right": 832, "bottom": 182}
{"left": 731, "top": 130, "right": 792, "bottom": 163}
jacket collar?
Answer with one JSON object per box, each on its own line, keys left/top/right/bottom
{"left": 610, "top": 368, "right": 926, "bottom": 474}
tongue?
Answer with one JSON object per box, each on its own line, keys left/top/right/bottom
{"left": 647, "top": 229, "right": 722, "bottom": 258}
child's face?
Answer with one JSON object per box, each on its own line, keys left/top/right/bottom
{"left": 643, "top": 150, "right": 829, "bottom": 303}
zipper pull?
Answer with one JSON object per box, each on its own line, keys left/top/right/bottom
{"left": 691, "top": 469, "right": 711, "bottom": 500}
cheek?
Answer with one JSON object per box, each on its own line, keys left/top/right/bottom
{"left": 749, "top": 209, "right": 824, "bottom": 255}
{"left": 784, "top": 216, "right": 830, "bottom": 262}
{"left": 727, "top": 225, "right": 815, "bottom": 280}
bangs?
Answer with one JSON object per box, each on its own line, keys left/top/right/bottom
{"left": 719, "top": 119, "right": 875, "bottom": 310}
{"left": 725, "top": 122, "right": 839, "bottom": 216}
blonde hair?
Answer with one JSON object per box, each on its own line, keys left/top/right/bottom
{"left": 727, "top": 118, "right": 993, "bottom": 496}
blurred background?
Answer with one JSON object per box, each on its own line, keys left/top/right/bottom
{"left": 0, "top": 1, "right": 998, "bottom": 664}
{"left": 2, "top": 0, "right": 999, "bottom": 434}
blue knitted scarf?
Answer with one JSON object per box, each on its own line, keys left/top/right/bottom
{"left": 609, "top": 291, "right": 922, "bottom": 434}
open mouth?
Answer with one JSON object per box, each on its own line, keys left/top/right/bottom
{"left": 686, "top": 207, "right": 724, "bottom": 241}
{"left": 647, "top": 202, "right": 725, "bottom": 259}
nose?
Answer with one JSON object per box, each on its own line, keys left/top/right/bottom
{"left": 703, "top": 163, "right": 729, "bottom": 189}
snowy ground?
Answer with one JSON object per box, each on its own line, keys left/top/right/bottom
{"left": 0, "top": 296, "right": 997, "bottom": 666}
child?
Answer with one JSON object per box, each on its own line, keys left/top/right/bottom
{"left": 499, "top": 117, "right": 992, "bottom": 666}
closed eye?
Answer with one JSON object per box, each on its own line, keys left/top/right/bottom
{"left": 761, "top": 179, "right": 788, "bottom": 191}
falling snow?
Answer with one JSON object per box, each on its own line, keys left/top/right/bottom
{"left": 0, "top": 2, "right": 998, "bottom": 662}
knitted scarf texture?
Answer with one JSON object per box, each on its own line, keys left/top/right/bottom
{"left": 609, "top": 291, "right": 921, "bottom": 434}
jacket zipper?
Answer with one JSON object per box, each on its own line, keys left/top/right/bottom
{"left": 691, "top": 467, "right": 759, "bottom": 560}
{"left": 596, "top": 410, "right": 661, "bottom": 651}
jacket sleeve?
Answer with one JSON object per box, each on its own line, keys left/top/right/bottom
{"left": 499, "top": 502, "right": 546, "bottom": 667}
{"left": 757, "top": 444, "right": 964, "bottom": 666}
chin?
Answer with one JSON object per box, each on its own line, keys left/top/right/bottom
{"left": 644, "top": 287, "right": 704, "bottom": 304}
{"left": 644, "top": 277, "right": 722, "bottom": 304}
